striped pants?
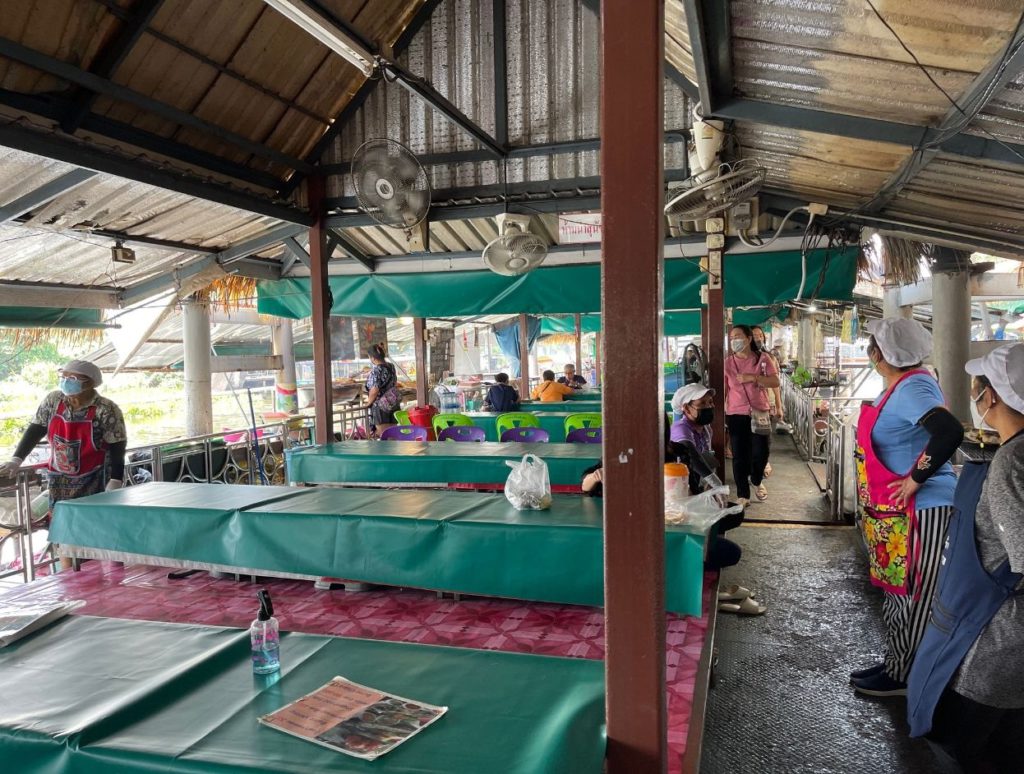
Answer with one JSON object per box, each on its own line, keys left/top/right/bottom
{"left": 881, "top": 506, "right": 954, "bottom": 682}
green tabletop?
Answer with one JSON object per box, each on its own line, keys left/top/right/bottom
{"left": 0, "top": 615, "right": 606, "bottom": 773}
{"left": 521, "top": 399, "right": 603, "bottom": 413}
{"left": 286, "top": 441, "right": 600, "bottom": 486}
{"left": 564, "top": 389, "right": 602, "bottom": 401}
{"left": 463, "top": 412, "right": 577, "bottom": 442}
{"left": 51, "top": 483, "right": 704, "bottom": 615}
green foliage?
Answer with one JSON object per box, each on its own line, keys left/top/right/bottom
{"left": 0, "top": 341, "right": 63, "bottom": 382}
{"left": 792, "top": 366, "right": 813, "bottom": 388}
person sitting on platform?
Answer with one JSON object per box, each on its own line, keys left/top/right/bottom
{"left": 557, "top": 364, "right": 587, "bottom": 389}
{"left": 482, "top": 373, "right": 520, "bottom": 413}
{"left": 908, "top": 343, "right": 1024, "bottom": 772}
{"left": 531, "top": 370, "right": 574, "bottom": 402}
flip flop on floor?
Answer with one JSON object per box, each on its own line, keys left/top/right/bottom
{"left": 717, "top": 584, "right": 754, "bottom": 602}
{"left": 718, "top": 597, "right": 767, "bottom": 616}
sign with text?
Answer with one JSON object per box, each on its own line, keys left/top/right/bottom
{"left": 557, "top": 213, "right": 602, "bottom": 245}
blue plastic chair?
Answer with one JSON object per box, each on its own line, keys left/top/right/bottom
{"left": 438, "top": 425, "right": 487, "bottom": 443}
{"left": 380, "top": 425, "right": 428, "bottom": 441}
{"left": 566, "top": 427, "right": 603, "bottom": 444}
{"left": 500, "top": 426, "right": 550, "bottom": 443}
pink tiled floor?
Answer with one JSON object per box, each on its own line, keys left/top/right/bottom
{"left": 1, "top": 562, "right": 714, "bottom": 772}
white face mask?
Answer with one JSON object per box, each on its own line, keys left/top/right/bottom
{"left": 970, "top": 388, "right": 994, "bottom": 430}
{"left": 730, "top": 339, "right": 746, "bottom": 354}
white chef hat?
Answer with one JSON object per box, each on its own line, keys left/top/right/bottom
{"left": 60, "top": 359, "right": 103, "bottom": 386}
{"left": 866, "top": 318, "right": 932, "bottom": 367}
{"left": 965, "top": 343, "right": 1024, "bottom": 415}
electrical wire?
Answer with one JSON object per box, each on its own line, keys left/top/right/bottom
{"left": 737, "top": 206, "right": 810, "bottom": 249}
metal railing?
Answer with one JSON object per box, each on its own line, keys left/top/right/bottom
{"left": 0, "top": 404, "right": 372, "bottom": 582}
{"left": 824, "top": 408, "right": 859, "bottom": 520}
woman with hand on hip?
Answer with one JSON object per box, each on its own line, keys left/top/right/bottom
{"left": 724, "top": 325, "right": 779, "bottom": 506}
{"left": 851, "top": 318, "right": 963, "bottom": 698}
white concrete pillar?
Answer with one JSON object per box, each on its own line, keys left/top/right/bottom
{"left": 798, "top": 316, "right": 816, "bottom": 369}
{"left": 271, "top": 319, "right": 298, "bottom": 413}
{"left": 882, "top": 288, "right": 914, "bottom": 319}
{"left": 183, "top": 294, "right": 213, "bottom": 436}
{"left": 932, "top": 270, "right": 972, "bottom": 422}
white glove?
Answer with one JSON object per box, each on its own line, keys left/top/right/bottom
{"left": 105, "top": 479, "right": 123, "bottom": 492}
{"left": 0, "top": 457, "right": 23, "bottom": 478}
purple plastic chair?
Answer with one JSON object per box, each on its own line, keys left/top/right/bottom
{"left": 500, "top": 426, "right": 551, "bottom": 443}
{"left": 380, "top": 425, "right": 429, "bottom": 441}
{"left": 566, "top": 427, "right": 603, "bottom": 444}
{"left": 438, "top": 425, "right": 487, "bottom": 443}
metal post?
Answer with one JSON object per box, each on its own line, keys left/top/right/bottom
{"left": 518, "top": 313, "right": 530, "bottom": 397}
{"left": 932, "top": 269, "right": 972, "bottom": 422}
{"left": 594, "top": 332, "right": 603, "bottom": 387}
{"left": 574, "top": 313, "right": 583, "bottom": 376}
{"left": 308, "top": 175, "right": 334, "bottom": 445}
{"left": 414, "top": 317, "right": 429, "bottom": 406}
{"left": 702, "top": 286, "right": 726, "bottom": 478}
{"left": 271, "top": 319, "right": 298, "bottom": 413}
{"left": 601, "top": 0, "right": 666, "bottom": 770}
{"left": 182, "top": 293, "right": 213, "bottom": 437}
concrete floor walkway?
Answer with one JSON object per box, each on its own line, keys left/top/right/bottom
{"left": 726, "top": 434, "right": 834, "bottom": 523}
{"left": 701, "top": 524, "right": 938, "bottom": 774}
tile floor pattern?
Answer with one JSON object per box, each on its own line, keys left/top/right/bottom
{"left": 1, "top": 562, "right": 714, "bottom": 773}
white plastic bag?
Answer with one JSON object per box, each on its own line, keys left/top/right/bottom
{"left": 665, "top": 485, "right": 743, "bottom": 531}
{"left": 504, "top": 454, "right": 552, "bottom": 510}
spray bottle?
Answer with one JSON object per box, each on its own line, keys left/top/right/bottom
{"left": 250, "top": 589, "right": 280, "bottom": 674}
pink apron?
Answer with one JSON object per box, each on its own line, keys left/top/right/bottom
{"left": 855, "top": 369, "right": 931, "bottom": 596}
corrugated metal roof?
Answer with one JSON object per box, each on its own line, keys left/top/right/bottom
{"left": 730, "top": 0, "right": 1020, "bottom": 124}
{"left": 971, "top": 70, "right": 1024, "bottom": 145}
{"left": 885, "top": 154, "right": 1024, "bottom": 243}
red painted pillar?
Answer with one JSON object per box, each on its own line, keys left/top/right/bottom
{"left": 702, "top": 286, "right": 726, "bottom": 478}
{"left": 600, "top": 0, "right": 667, "bottom": 771}
{"left": 308, "top": 175, "right": 333, "bottom": 445}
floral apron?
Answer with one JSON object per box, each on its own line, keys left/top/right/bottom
{"left": 854, "top": 369, "right": 931, "bottom": 596}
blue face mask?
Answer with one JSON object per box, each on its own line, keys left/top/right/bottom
{"left": 59, "top": 377, "right": 84, "bottom": 396}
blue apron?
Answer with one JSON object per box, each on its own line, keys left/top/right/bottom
{"left": 907, "top": 460, "right": 1024, "bottom": 737}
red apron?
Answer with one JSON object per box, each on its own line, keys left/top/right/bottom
{"left": 855, "top": 369, "right": 930, "bottom": 596}
{"left": 47, "top": 401, "right": 106, "bottom": 478}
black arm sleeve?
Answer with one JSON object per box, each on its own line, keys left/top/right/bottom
{"left": 911, "top": 408, "right": 965, "bottom": 484}
{"left": 12, "top": 423, "right": 47, "bottom": 460}
{"left": 108, "top": 440, "right": 127, "bottom": 481}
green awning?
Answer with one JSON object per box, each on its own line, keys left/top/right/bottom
{"left": 0, "top": 306, "right": 104, "bottom": 328}
{"left": 258, "top": 246, "right": 858, "bottom": 320}
{"left": 540, "top": 308, "right": 785, "bottom": 337}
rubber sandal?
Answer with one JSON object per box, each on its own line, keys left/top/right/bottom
{"left": 718, "top": 597, "right": 767, "bottom": 616}
{"left": 764, "top": 463, "right": 773, "bottom": 478}
{"left": 755, "top": 483, "right": 768, "bottom": 501}
{"left": 718, "top": 584, "right": 754, "bottom": 602}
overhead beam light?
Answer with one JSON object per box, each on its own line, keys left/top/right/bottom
{"left": 262, "top": 0, "right": 374, "bottom": 76}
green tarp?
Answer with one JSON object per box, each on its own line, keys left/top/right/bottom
{"left": 541, "top": 309, "right": 786, "bottom": 337}
{"left": 50, "top": 482, "right": 704, "bottom": 615}
{"left": 258, "top": 247, "right": 859, "bottom": 319}
{"left": 0, "top": 306, "right": 104, "bottom": 328}
{"left": 285, "top": 440, "right": 599, "bottom": 486}
{"left": 0, "top": 616, "right": 606, "bottom": 773}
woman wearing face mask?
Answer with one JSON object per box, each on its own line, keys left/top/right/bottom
{"left": 724, "top": 325, "right": 780, "bottom": 505}
{"left": 751, "top": 326, "right": 784, "bottom": 476}
{"left": 851, "top": 319, "right": 963, "bottom": 698}
{"left": 0, "top": 360, "right": 128, "bottom": 510}
{"left": 907, "top": 343, "right": 1024, "bottom": 772}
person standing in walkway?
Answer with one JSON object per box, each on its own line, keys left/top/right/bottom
{"left": 907, "top": 343, "right": 1024, "bottom": 772}
{"left": 851, "top": 318, "right": 963, "bottom": 697}
{"left": 364, "top": 344, "right": 401, "bottom": 438}
{"left": 0, "top": 360, "right": 127, "bottom": 554}
{"left": 752, "top": 325, "right": 784, "bottom": 477}
{"left": 724, "top": 325, "right": 779, "bottom": 506}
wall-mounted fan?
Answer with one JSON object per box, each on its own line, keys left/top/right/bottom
{"left": 350, "top": 138, "right": 430, "bottom": 229}
{"left": 482, "top": 214, "right": 548, "bottom": 276}
{"left": 665, "top": 106, "right": 765, "bottom": 222}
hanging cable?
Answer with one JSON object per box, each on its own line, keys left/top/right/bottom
{"left": 737, "top": 206, "right": 811, "bottom": 249}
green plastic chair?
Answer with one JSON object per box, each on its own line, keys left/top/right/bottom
{"left": 394, "top": 409, "right": 411, "bottom": 426}
{"left": 564, "top": 412, "right": 603, "bottom": 436}
{"left": 432, "top": 413, "right": 475, "bottom": 438}
{"left": 495, "top": 412, "right": 540, "bottom": 439}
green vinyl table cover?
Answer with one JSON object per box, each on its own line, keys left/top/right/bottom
{"left": 285, "top": 440, "right": 600, "bottom": 485}
{"left": 0, "top": 615, "right": 606, "bottom": 774}
{"left": 50, "top": 483, "right": 705, "bottom": 615}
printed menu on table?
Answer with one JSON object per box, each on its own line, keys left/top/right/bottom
{"left": 259, "top": 676, "right": 447, "bottom": 761}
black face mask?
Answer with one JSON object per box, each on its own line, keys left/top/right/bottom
{"left": 694, "top": 407, "right": 714, "bottom": 426}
